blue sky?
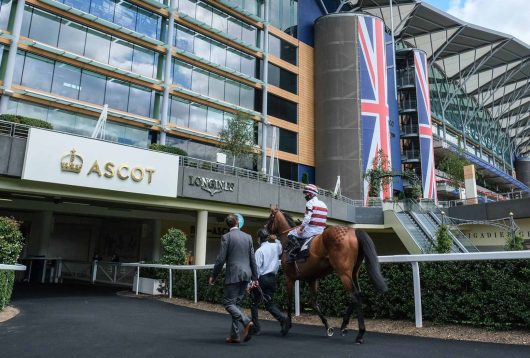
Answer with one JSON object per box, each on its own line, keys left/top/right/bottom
{"left": 423, "top": 0, "right": 450, "bottom": 10}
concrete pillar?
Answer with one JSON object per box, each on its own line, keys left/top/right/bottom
{"left": 35, "top": 211, "right": 53, "bottom": 256}
{"left": 464, "top": 164, "right": 478, "bottom": 205}
{"left": 152, "top": 219, "right": 162, "bottom": 261}
{"left": 0, "top": 0, "right": 26, "bottom": 113}
{"left": 159, "top": 0, "right": 176, "bottom": 145}
{"left": 194, "top": 210, "right": 208, "bottom": 265}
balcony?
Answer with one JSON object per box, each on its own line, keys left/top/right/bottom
{"left": 400, "top": 124, "right": 419, "bottom": 137}
{"left": 399, "top": 98, "right": 417, "bottom": 113}
{"left": 396, "top": 69, "right": 416, "bottom": 89}
{"left": 401, "top": 149, "right": 420, "bottom": 162}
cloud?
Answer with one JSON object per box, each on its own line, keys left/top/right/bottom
{"left": 447, "top": 0, "right": 530, "bottom": 44}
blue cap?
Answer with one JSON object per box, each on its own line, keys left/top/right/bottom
{"left": 235, "top": 213, "right": 244, "bottom": 229}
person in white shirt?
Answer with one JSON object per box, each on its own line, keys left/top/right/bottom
{"left": 250, "top": 228, "right": 289, "bottom": 336}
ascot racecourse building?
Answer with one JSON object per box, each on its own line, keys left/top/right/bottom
{"left": 1, "top": 0, "right": 530, "bottom": 268}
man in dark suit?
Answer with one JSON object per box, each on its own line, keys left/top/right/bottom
{"left": 209, "top": 214, "right": 258, "bottom": 344}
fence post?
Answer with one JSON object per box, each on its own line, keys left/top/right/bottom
{"left": 41, "top": 259, "right": 47, "bottom": 283}
{"left": 193, "top": 269, "right": 198, "bottom": 303}
{"left": 135, "top": 266, "right": 140, "bottom": 295}
{"left": 169, "top": 268, "right": 172, "bottom": 299}
{"left": 56, "top": 259, "right": 62, "bottom": 284}
{"left": 411, "top": 261, "right": 423, "bottom": 328}
{"left": 91, "top": 260, "right": 97, "bottom": 284}
{"left": 295, "top": 280, "right": 300, "bottom": 317}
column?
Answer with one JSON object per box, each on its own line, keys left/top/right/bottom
{"left": 36, "top": 210, "right": 53, "bottom": 256}
{"left": 194, "top": 210, "right": 208, "bottom": 265}
{"left": 0, "top": 0, "right": 26, "bottom": 113}
{"left": 464, "top": 164, "right": 478, "bottom": 205}
{"left": 152, "top": 219, "right": 162, "bottom": 261}
{"left": 159, "top": 0, "right": 176, "bottom": 144}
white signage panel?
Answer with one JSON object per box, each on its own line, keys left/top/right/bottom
{"left": 22, "top": 128, "right": 179, "bottom": 198}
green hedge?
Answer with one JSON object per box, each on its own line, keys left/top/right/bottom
{"left": 0, "top": 217, "right": 24, "bottom": 311}
{"left": 169, "top": 260, "right": 530, "bottom": 330}
{"left": 0, "top": 114, "right": 53, "bottom": 130}
{"left": 149, "top": 143, "right": 188, "bottom": 156}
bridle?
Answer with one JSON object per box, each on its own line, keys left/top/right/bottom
{"left": 266, "top": 209, "right": 297, "bottom": 236}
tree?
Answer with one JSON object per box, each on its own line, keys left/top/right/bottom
{"left": 364, "top": 149, "right": 393, "bottom": 198}
{"left": 218, "top": 112, "right": 257, "bottom": 167}
{"left": 437, "top": 150, "right": 469, "bottom": 189}
{"left": 434, "top": 224, "right": 452, "bottom": 253}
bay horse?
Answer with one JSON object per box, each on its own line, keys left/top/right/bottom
{"left": 265, "top": 208, "right": 387, "bottom": 344}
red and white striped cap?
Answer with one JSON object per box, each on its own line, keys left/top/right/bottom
{"left": 303, "top": 184, "right": 318, "bottom": 196}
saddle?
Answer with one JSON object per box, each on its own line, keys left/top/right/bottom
{"left": 289, "top": 236, "right": 316, "bottom": 263}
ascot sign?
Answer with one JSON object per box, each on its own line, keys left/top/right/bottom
{"left": 22, "top": 128, "right": 179, "bottom": 197}
{"left": 188, "top": 175, "right": 235, "bottom": 196}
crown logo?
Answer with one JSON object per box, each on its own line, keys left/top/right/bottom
{"left": 61, "top": 149, "right": 83, "bottom": 174}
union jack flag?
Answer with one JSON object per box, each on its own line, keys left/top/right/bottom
{"left": 358, "top": 16, "right": 391, "bottom": 203}
{"left": 414, "top": 51, "right": 437, "bottom": 202}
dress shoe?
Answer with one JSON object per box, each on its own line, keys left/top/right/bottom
{"left": 243, "top": 321, "right": 254, "bottom": 342}
{"left": 225, "top": 337, "right": 241, "bottom": 344}
{"left": 281, "top": 318, "right": 290, "bottom": 336}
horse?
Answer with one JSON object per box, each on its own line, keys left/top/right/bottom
{"left": 265, "top": 208, "right": 387, "bottom": 344}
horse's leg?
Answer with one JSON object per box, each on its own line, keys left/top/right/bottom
{"left": 338, "top": 273, "right": 355, "bottom": 336}
{"left": 351, "top": 275, "right": 366, "bottom": 344}
{"left": 308, "top": 279, "right": 332, "bottom": 336}
{"left": 285, "top": 278, "right": 294, "bottom": 329}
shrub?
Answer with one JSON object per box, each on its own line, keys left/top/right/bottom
{"left": 0, "top": 114, "right": 53, "bottom": 130}
{"left": 158, "top": 229, "right": 188, "bottom": 293}
{"left": 434, "top": 224, "right": 452, "bottom": 253}
{"left": 168, "top": 260, "right": 530, "bottom": 330}
{"left": 505, "top": 233, "right": 524, "bottom": 251}
{"left": 0, "top": 217, "right": 24, "bottom": 310}
{"left": 149, "top": 143, "right": 188, "bottom": 156}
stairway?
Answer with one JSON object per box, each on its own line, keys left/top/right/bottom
{"left": 395, "top": 212, "right": 434, "bottom": 253}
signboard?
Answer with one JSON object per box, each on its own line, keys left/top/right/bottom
{"left": 22, "top": 128, "right": 179, "bottom": 198}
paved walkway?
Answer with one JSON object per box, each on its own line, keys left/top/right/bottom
{"left": 1, "top": 283, "right": 529, "bottom": 358}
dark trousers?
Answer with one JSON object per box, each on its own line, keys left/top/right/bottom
{"left": 223, "top": 281, "right": 251, "bottom": 339}
{"left": 250, "top": 273, "right": 285, "bottom": 331}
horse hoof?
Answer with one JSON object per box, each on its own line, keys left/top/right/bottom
{"left": 341, "top": 329, "right": 348, "bottom": 336}
{"left": 326, "top": 327, "right": 334, "bottom": 337}
{"left": 355, "top": 338, "right": 364, "bottom": 344}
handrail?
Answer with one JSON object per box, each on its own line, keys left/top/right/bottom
{"left": 0, "top": 263, "right": 27, "bottom": 271}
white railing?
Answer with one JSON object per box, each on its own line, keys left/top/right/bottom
{"left": 0, "top": 263, "right": 27, "bottom": 271}
{"left": 21, "top": 257, "right": 63, "bottom": 283}
{"left": 91, "top": 261, "right": 137, "bottom": 286}
{"left": 378, "top": 251, "right": 530, "bottom": 328}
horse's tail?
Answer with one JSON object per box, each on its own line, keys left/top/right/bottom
{"left": 355, "top": 229, "right": 388, "bottom": 293}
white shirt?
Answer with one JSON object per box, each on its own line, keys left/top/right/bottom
{"left": 255, "top": 240, "right": 282, "bottom": 277}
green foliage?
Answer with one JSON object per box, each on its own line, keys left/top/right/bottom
{"left": 218, "top": 113, "right": 257, "bottom": 166}
{"left": 437, "top": 150, "right": 470, "bottom": 188}
{"left": 0, "top": 114, "right": 53, "bottom": 130}
{"left": 0, "top": 217, "right": 24, "bottom": 310}
{"left": 168, "top": 260, "right": 530, "bottom": 330}
{"left": 301, "top": 172, "right": 309, "bottom": 184}
{"left": 505, "top": 233, "right": 524, "bottom": 251}
{"left": 434, "top": 224, "right": 452, "bottom": 253}
{"left": 364, "top": 149, "right": 393, "bottom": 197}
{"left": 402, "top": 170, "right": 422, "bottom": 199}
{"left": 149, "top": 143, "right": 188, "bottom": 156}
{"left": 160, "top": 228, "right": 188, "bottom": 266}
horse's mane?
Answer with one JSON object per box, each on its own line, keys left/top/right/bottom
{"left": 281, "top": 211, "right": 297, "bottom": 228}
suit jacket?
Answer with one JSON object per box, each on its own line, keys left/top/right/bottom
{"left": 212, "top": 228, "right": 258, "bottom": 284}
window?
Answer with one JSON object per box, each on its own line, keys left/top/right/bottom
{"left": 105, "top": 78, "right": 130, "bottom": 112}
{"left": 226, "top": 48, "right": 241, "bottom": 72}
{"left": 189, "top": 103, "right": 207, "bottom": 132}
{"left": 210, "top": 44, "right": 226, "bottom": 68}
{"left": 196, "top": 2, "right": 212, "bottom": 26}
{"left": 227, "top": 18, "right": 242, "bottom": 39}
{"left": 175, "top": 25, "right": 194, "bottom": 52}
{"left": 268, "top": 63, "right": 297, "bottom": 94}
{"left": 194, "top": 36, "right": 211, "bottom": 61}
{"left": 79, "top": 70, "right": 106, "bottom": 105}
{"left": 268, "top": 93, "right": 297, "bottom": 123}
{"left": 225, "top": 81, "right": 240, "bottom": 106}
{"left": 173, "top": 60, "right": 192, "bottom": 89}
{"left": 114, "top": 1, "right": 137, "bottom": 31}
{"left": 136, "top": 6, "right": 160, "bottom": 39}
{"left": 29, "top": 8, "right": 60, "bottom": 46}
{"left": 58, "top": 20, "right": 87, "bottom": 55}
{"left": 268, "top": 34, "right": 297, "bottom": 65}
{"left": 170, "top": 97, "right": 190, "bottom": 127}
{"left": 240, "top": 85, "right": 255, "bottom": 110}
{"left": 63, "top": 0, "right": 90, "bottom": 13}
{"left": 0, "top": 0, "right": 13, "bottom": 30}
{"left": 21, "top": 54, "right": 54, "bottom": 92}
{"left": 109, "top": 38, "right": 134, "bottom": 71}
{"left": 207, "top": 108, "right": 224, "bottom": 135}
{"left": 279, "top": 128, "right": 297, "bottom": 154}
{"left": 178, "top": 0, "right": 197, "bottom": 17}
{"left": 52, "top": 63, "right": 81, "bottom": 99}
{"left": 132, "top": 46, "right": 156, "bottom": 78}
{"left": 191, "top": 68, "right": 209, "bottom": 96}
{"left": 211, "top": 9, "right": 227, "bottom": 34}
{"left": 85, "top": 29, "right": 111, "bottom": 63}
{"left": 208, "top": 74, "right": 225, "bottom": 101}
{"left": 279, "top": 159, "right": 298, "bottom": 181}
{"left": 128, "top": 85, "right": 152, "bottom": 117}
{"left": 240, "top": 55, "right": 255, "bottom": 78}
{"left": 90, "top": 0, "right": 115, "bottom": 22}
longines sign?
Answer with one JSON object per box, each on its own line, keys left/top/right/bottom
{"left": 22, "top": 128, "right": 179, "bottom": 197}
{"left": 188, "top": 175, "right": 235, "bottom": 196}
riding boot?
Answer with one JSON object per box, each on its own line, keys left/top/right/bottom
{"left": 286, "top": 235, "right": 300, "bottom": 263}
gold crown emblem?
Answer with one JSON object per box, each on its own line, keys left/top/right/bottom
{"left": 60, "top": 149, "right": 83, "bottom": 174}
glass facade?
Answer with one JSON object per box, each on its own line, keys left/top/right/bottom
{"left": 21, "top": 6, "right": 160, "bottom": 78}
{"left": 174, "top": 24, "right": 257, "bottom": 78}
{"left": 59, "top": 0, "right": 162, "bottom": 40}
{"left": 178, "top": 0, "right": 258, "bottom": 46}
{"left": 0, "top": 0, "right": 12, "bottom": 30}
{"left": 267, "top": 93, "right": 297, "bottom": 123}
{"left": 268, "top": 63, "right": 297, "bottom": 94}
{"left": 7, "top": 98, "right": 149, "bottom": 147}
{"left": 14, "top": 51, "right": 157, "bottom": 118}
{"left": 269, "top": 0, "right": 297, "bottom": 35}
{"left": 268, "top": 34, "right": 297, "bottom": 65}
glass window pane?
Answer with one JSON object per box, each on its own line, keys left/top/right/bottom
{"left": 105, "top": 78, "right": 130, "bottom": 112}
{"left": 206, "top": 107, "right": 223, "bottom": 135}
{"left": 208, "top": 74, "right": 224, "bottom": 101}
{"left": 51, "top": 63, "right": 81, "bottom": 99}
{"left": 175, "top": 25, "right": 194, "bottom": 52}
{"left": 16, "top": 100, "right": 49, "bottom": 121}
{"left": 63, "top": 0, "right": 90, "bottom": 13}
{"left": 29, "top": 8, "right": 60, "bottom": 46}
{"left": 13, "top": 52, "right": 25, "bottom": 85}
{"left": 211, "top": 10, "right": 227, "bottom": 33}
{"left": 109, "top": 38, "right": 133, "bottom": 71}
{"left": 189, "top": 103, "right": 207, "bottom": 132}
{"left": 279, "top": 128, "right": 297, "bottom": 154}
{"left": 225, "top": 81, "right": 240, "bottom": 106}
{"left": 128, "top": 85, "right": 152, "bottom": 117}
{"left": 227, "top": 18, "right": 242, "bottom": 40}
{"left": 226, "top": 49, "right": 241, "bottom": 72}
{"left": 194, "top": 36, "right": 211, "bottom": 61}
{"left": 47, "top": 107, "right": 77, "bottom": 133}
{"left": 114, "top": 1, "right": 137, "bottom": 31}
{"left": 58, "top": 20, "right": 87, "bottom": 55}
{"left": 173, "top": 60, "right": 192, "bottom": 89}
{"left": 0, "top": 0, "right": 13, "bottom": 30}
{"left": 191, "top": 68, "right": 209, "bottom": 95}
{"left": 84, "top": 29, "right": 111, "bottom": 63}
{"left": 170, "top": 97, "right": 189, "bottom": 127}
{"left": 240, "top": 85, "right": 254, "bottom": 110}
{"left": 196, "top": 3, "right": 212, "bottom": 27}
{"left": 241, "top": 25, "right": 256, "bottom": 46}
{"left": 132, "top": 45, "right": 155, "bottom": 77}
{"left": 21, "top": 6, "right": 31, "bottom": 38}
{"left": 136, "top": 6, "right": 159, "bottom": 39}
{"left": 210, "top": 44, "right": 226, "bottom": 68}
{"left": 178, "top": 0, "right": 196, "bottom": 17}
{"left": 90, "top": 0, "right": 115, "bottom": 22}
{"left": 79, "top": 70, "right": 106, "bottom": 105}
{"left": 240, "top": 55, "right": 255, "bottom": 77}
{"left": 21, "top": 54, "right": 54, "bottom": 92}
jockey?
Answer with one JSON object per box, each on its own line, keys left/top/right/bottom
{"left": 286, "top": 184, "right": 328, "bottom": 262}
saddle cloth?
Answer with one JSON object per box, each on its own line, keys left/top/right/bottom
{"left": 294, "top": 236, "right": 316, "bottom": 261}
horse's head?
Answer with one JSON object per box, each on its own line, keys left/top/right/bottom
{"left": 265, "top": 208, "right": 281, "bottom": 235}
{"left": 265, "top": 208, "right": 296, "bottom": 239}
